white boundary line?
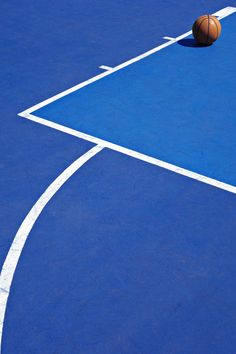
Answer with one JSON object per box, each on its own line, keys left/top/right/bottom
{"left": 18, "top": 6, "right": 236, "bottom": 194}
{"left": 19, "top": 29, "right": 192, "bottom": 115}
{"left": 0, "top": 145, "right": 103, "bottom": 352}
{"left": 213, "top": 6, "right": 236, "bottom": 18}
{"left": 19, "top": 113, "right": 236, "bottom": 194}
{"left": 19, "top": 6, "right": 236, "bottom": 115}
{"left": 1, "top": 5, "right": 234, "bottom": 351}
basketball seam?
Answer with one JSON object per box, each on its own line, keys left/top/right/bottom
{"left": 195, "top": 16, "right": 208, "bottom": 39}
{"left": 206, "top": 15, "right": 210, "bottom": 45}
{"left": 214, "top": 17, "right": 219, "bottom": 39}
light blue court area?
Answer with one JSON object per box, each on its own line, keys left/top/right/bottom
{"left": 33, "top": 13, "right": 236, "bottom": 186}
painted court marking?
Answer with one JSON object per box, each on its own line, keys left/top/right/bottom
{"left": 163, "top": 36, "right": 175, "bottom": 41}
{"left": 0, "top": 4, "right": 235, "bottom": 353}
{"left": 18, "top": 7, "right": 236, "bottom": 194}
{"left": 99, "top": 65, "right": 113, "bottom": 71}
{"left": 19, "top": 7, "right": 235, "bottom": 115}
{"left": 20, "top": 112, "right": 236, "bottom": 194}
{"left": 0, "top": 145, "right": 103, "bottom": 352}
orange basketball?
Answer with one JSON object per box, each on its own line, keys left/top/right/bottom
{"left": 192, "top": 15, "right": 222, "bottom": 45}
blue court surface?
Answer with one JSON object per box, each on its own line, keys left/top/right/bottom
{"left": 1, "top": 2, "right": 236, "bottom": 354}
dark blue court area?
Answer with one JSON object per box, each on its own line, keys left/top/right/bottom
{"left": 1, "top": 1, "right": 236, "bottom": 354}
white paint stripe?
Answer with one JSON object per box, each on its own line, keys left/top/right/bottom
{"left": 19, "top": 113, "right": 236, "bottom": 194}
{"left": 0, "top": 145, "right": 103, "bottom": 352}
{"left": 18, "top": 6, "right": 236, "bottom": 117}
{"left": 19, "top": 28, "right": 192, "bottom": 115}
{"left": 17, "top": 6, "right": 236, "bottom": 195}
{"left": 163, "top": 36, "right": 175, "bottom": 41}
{"left": 213, "top": 6, "right": 236, "bottom": 19}
{"left": 99, "top": 65, "right": 113, "bottom": 71}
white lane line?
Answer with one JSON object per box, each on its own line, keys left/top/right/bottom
{"left": 163, "top": 36, "right": 175, "bottom": 41}
{"left": 19, "top": 113, "right": 236, "bottom": 194}
{"left": 17, "top": 6, "right": 236, "bottom": 195}
{"left": 18, "top": 7, "right": 236, "bottom": 116}
{"left": 213, "top": 6, "right": 236, "bottom": 19}
{"left": 0, "top": 145, "right": 103, "bottom": 352}
{"left": 18, "top": 34, "right": 190, "bottom": 115}
{"left": 99, "top": 65, "right": 113, "bottom": 71}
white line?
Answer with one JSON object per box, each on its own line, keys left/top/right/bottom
{"left": 163, "top": 36, "right": 175, "bottom": 41}
{"left": 19, "top": 113, "right": 236, "bottom": 194}
{"left": 18, "top": 6, "right": 236, "bottom": 195}
{"left": 99, "top": 65, "right": 113, "bottom": 71}
{"left": 18, "top": 7, "right": 236, "bottom": 116}
{"left": 0, "top": 145, "right": 103, "bottom": 352}
{"left": 213, "top": 6, "right": 236, "bottom": 19}
{"left": 19, "top": 33, "right": 188, "bottom": 115}
{"left": 19, "top": 27, "right": 191, "bottom": 115}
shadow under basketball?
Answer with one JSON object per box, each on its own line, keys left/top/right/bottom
{"left": 178, "top": 38, "right": 212, "bottom": 47}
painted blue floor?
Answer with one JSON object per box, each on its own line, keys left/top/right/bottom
{"left": 1, "top": 1, "right": 235, "bottom": 353}
{"left": 4, "top": 150, "right": 236, "bottom": 354}
{"left": 34, "top": 13, "right": 236, "bottom": 186}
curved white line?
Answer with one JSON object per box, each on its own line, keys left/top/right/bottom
{"left": 0, "top": 145, "right": 103, "bottom": 352}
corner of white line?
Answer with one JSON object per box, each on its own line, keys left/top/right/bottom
{"left": 18, "top": 112, "right": 26, "bottom": 117}
{"left": 99, "top": 65, "right": 113, "bottom": 71}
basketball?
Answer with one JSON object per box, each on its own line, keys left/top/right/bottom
{"left": 192, "top": 15, "right": 222, "bottom": 45}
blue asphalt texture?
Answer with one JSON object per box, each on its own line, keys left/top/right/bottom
{"left": 34, "top": 14, "right": 236, "bottom": 186}
{"left": 4, "top": 150, "right": 236, "bottom": 354}
{"left": 0, "top": 0, "right": 234, "bottom": 353}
